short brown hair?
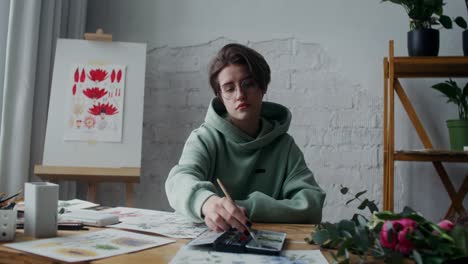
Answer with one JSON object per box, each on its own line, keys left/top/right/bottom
{"left": 208, "top": 43, "right": 271, "bottom": 96}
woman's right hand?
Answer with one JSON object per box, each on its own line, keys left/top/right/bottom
{"left": 201, "top": 195, "right": 251, "bottom": 233}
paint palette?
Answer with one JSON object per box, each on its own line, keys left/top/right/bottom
{"left": 212, "top": 229, "right": 286, "bottom": 255}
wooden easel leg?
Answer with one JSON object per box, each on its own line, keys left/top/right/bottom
{"left": 126, "top": 183, "right": 134, "bottom": 208}
{"left": 383, "top": 58, "right": 389, "bottom": 211}
{"left": 87, "top": 182, "right": 98, "bottom": 203}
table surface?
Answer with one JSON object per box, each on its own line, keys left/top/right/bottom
{"left": 0, "top": 223, "right": 382, "bottom": 263}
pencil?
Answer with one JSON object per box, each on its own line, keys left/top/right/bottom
{"left": 216, "top": 178, "right": 258, "bottom": 243}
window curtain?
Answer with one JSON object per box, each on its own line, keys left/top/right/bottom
{"left": 0, "top": 0, "right": 87, "bottom": 197}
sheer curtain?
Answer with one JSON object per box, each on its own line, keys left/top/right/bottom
{"left": 0, "top": 0, "right": 87, "bottom": 196}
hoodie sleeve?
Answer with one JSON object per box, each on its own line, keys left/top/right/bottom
{"left": 236, "top": 140, "right": 326, "bottom": 224}
{"left": 165, "top": 130, "right": 217, "bottom": 223}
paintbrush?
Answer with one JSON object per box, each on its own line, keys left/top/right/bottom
{"left": 216, "top": 178, "right": 258, "bottom": 243}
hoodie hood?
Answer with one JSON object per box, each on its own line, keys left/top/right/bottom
{"left": 204, "top": 97, "right": 291, "bottom": 150}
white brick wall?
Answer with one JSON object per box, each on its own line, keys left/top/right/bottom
{"left": 132, "top": 38, "right": 383, "bottom": 223}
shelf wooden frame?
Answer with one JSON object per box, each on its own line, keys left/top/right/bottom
{"left": 34, "top": 165, "right": 140, "bottom": 207}
{"left": 383, "top": 40, "right": 468, "bottom": 219}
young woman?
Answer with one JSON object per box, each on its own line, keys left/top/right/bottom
{"left": 165, "top": 43, "right": 325, "bottom": 234}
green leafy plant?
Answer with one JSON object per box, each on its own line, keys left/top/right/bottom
{"left": 305, "top": 186, "right": 468, "bottom": 264}
{"left": 431, "top": 79, "right": 468, "bottom": 120}
{"left": 454, "top": 0, "right": 468, "bottom": 29}
{"left": 381, "top": 0, "right": 453, "bottom": 30}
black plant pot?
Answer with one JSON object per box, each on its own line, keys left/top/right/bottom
{"left": 463, "top": 30, "right": 468, "bottom": 56}
{"left": 407, "top": 29, "right": 440, "bottom": 56}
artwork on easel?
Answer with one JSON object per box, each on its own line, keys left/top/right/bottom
{"left": 43, "top": 38, "right": 146, "bottom": 168}
{"left": 64, "top": 64, "right": 126, "bottom": 142}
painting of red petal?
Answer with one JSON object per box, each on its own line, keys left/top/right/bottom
{"left": 88, "top": 69, "right": 108, "bottom": 82}
{"left": 111, "top": 69, "right": 116, "bottom": 83}
{"left": 83, "top": 87, "right": 108, "bottom": 100}
{"left": 116, "top": 69, "right": 122, "bottom": 83}
{"left": 80, "top": 69, "right": 86, "bottom": 82}
{"left": 72, "top": 84, "right": 77, "bottom": 95}
{"left": 74, "top": 68, "right": 79, "bottom": 82}
{"left": 88, "top": 102, "right": 119, "bottom": 116}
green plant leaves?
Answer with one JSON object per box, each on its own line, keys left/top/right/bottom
{"left": 438, "top": 15, "right": 452, "bottom": 29}
{"left": 454, "top": 16, "right": 468, "bottom": 29}
{"left": 381, "top": 0, "right": 452, "bottom": 30}
{"left": 340, "top": 185, "right": 348, "bottom": 194}
{"left": 313, "top": 229, "right": 330, "bottom": 245}
{"left": 450, "top": 225, "right": 468, "bottom": 257}
{"left": 313, "top": 185, "right": 468, "bottom": 263}
{"left": 431, "top": 80, "right": 468, "bottom": 120}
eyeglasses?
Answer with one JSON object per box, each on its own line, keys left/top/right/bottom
{"left": 219, "top": 79, "right": 259, "bottom": 100}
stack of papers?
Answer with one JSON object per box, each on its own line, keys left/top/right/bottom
{"left": 102, "top": 207, "right": 208, "bottom": 238}
{"left": 59, "top": 209, "right": 119, "bottom": 227}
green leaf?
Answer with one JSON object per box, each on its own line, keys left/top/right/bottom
{"left": 455, "top": 16, "right": 468, "bottom": 29}
{"left": 358, "top": 199, "right": 369, "bottom": 210}
{"left": 338, "top": 220, "right": 356, "bottom": 233}
{"left": 367, "top": 200, "right": 379, "bottom": 213}
{"left": 312, "top": 229, "right": 330, "bottom": 245}
{"left": 431, "top": 82, "right": 459, "bottom": 103}
{"left": 412, "top": 250, "right": 423, "bottom": 264}
{"left": 352, "top": 214, "right": 369, "bottom": 227}
{"left": 438, "top": 15, "right": 452, "bottom": 29}
{"left": 346, "top": 198, "right": 356, "bottom": 205}
{"left": 324, "top": 222, "right": 340, "bottom": 240}
{"left": 451, "top": 225, "right": 468, "bottom": 256}
{"left": 355, "top": 190, "right": 367, "bottom": 199}
{"left": 463, "top": 82, "right": 468, "bottom": 99}
{"left": 340, "top": 186, "right": 349, "bottom": 194}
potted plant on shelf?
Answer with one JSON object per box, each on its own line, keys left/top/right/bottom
{"left": 431, "top": 79, "right": 468, "bottom": 151}
{"left": 453, "top": 0, "right": 468, "bottom": 55}
{"left": 382, "top": 0, "right": 452, "bottom": 56}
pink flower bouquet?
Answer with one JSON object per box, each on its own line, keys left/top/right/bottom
{"left": 307, "top": 186, "right": 468, "bottom": 263}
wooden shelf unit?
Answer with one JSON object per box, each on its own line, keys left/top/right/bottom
{"left": 383, "top": 40, "right": 468, "bottom": 219}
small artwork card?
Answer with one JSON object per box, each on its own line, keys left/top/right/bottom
{"left": 64, "top": 64, "right": 126, "bottom": 142}
{"left": 245, "top": 230, "right": 287, "bottom": 254}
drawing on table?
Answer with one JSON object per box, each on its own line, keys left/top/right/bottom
{"left": 169, "top": 248, "right": 329, "bottom": 264}
{"left": 5, "top": 229, "right": 175, "bottom": 262}
{"left": 103, "top": 207, "right": 208, "bottom": 238}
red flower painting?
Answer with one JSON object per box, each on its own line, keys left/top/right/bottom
{"left": 88, "top": 102, "right": 118, "bottom": 116}
{"left": 74, "top": 68, "right": 79, "bottom": 82}
{"left": 116, "top": 69, "right": 122, "bottom": 83}
{"left": 72, "top": 84, "right": 77, "bottom": 95}
{"left": 88, "top": 69, "right": 108, "bottom": 82}
{"left": 111, "top": 69, "right": 116, "bottom": 83}
{"left": 80, "top": 69, "right": 86, "bottom": 82}
{"left": 83, "top": 87, "right": 108, "bottom": 100}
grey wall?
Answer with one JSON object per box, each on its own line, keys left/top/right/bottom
{"left": 86, "top": 0, "right": 468, "bottom": 222}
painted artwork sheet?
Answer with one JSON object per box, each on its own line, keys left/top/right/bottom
{"left": 64, "top": 64, "right": 126, "bottom": 142}
{"left": 102, "top": 207, "right": 208, "bottom": 239}
{"left": 169, "top": 248, "right": 329, "bottom": 264}
{"left": 58, "top": 199, "right": 99, "bottom": 212}
{"left": 5, "top": 229, "right": 175, "bottom": 263}
{"left": 15, "top": 199, "right": 99, "bottom": 213}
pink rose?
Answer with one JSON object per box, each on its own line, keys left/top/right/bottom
{"left": 437, "top": 220, "right": 454, "bottom": 232}
{"left": 380, "top": 218, "right": 417, "bottom": 255}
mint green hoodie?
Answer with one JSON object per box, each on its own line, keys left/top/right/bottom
{"left": 165, "top": 98, "right": 325, "bottom": 223}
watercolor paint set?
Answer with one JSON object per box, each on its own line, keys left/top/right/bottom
{"left": 188, "top": 228, "right": 286, "bottom": 255}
